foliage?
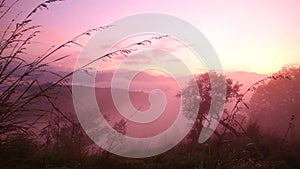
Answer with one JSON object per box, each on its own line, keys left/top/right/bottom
{"left": 248, "top": 66, "right": 300, "bottom": 145}
{"left": 0, "top": 0, "right": 300, "bottom": 168}
{"left": 0, "top": 0, "right": 165, "bottom": 139}
{"left": 181, "top": 71, "right": 243, "bottom": 142}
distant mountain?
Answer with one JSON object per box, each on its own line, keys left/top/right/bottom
{"left": 28, "top": 83, "right": 180, "bottom": 138}
{"left": 225, "top": 71, "right": 267, "bottom": 91}
{"left": 25, "top": 70, "right": 269, "bottom": 139}
{"left": 39, "top": 69, "right": 268, "bottom": 93}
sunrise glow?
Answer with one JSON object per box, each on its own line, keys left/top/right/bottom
{"left": 11, "top": 0, "right": 297, "bottom": 75}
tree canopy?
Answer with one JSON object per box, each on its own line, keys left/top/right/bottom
{"left": 181, "top": 71, "right": 243, "bottom": 142}
{"left": 248, "top": 66, "right": 300, "bottom": 143}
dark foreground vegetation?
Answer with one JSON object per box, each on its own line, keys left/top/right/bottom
{"left": 0, "top": 1, "right": 299, "bottom": 169}
{"left": 1, "top": 117, "right": 300, "bottom": 169}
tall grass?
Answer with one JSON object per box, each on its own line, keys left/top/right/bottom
{"left": 0, "top": 0, "right": 167, "bottom": 139}
{"left": 1, "top": 1, "right": 299, "bottom": 168}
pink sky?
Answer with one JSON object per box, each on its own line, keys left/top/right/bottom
{"left": 4, "top": 0, "right": 299, "bottom": 145}
{"left": 6, "top": 0, "right": 300, "bottom": 74}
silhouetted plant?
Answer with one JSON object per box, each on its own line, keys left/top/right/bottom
{"left": 248, "top": 66, "right": 299, "bottom": 145}
{"left": 1, "top": 1, "right": 299, "bottom": 168}
{"left": 181, "top": 71, "right": 243, "bottom": 143}
{"left": 1, "top": 1, "right": 170, "bottom": 168}
{"left": 0, "top": 0, "right": 167, "bottom": 139}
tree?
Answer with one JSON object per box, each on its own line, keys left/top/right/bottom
{"left": 248, "top": 66, "right": 300, "bottom": 144}
{"left": 181, "top": 71, "right": 243, "bottom": 143}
